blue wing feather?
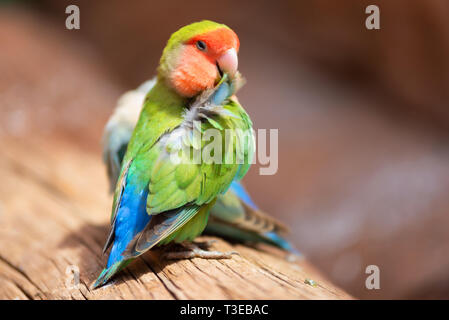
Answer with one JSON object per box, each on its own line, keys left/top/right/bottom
{"left": 107, "top": 181, "right": 150, "bottom": 268}
{"left": 93, "top": 175, "right": 150, "bottom": 289}
{"left": 229, "top": 180, "right": 257, "bottom": 209}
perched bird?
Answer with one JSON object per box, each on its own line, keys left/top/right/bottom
{"left": 94, "top": 20, "right": 252, "bottom": 288}
{"left": 96, "top": 21, "right": 299, "bottom": 289}
{"left": 103, "top": 77, "right": 299, "bottom": 252}
{"left": 103, "top": 86, "right": 301, "bottom": 252}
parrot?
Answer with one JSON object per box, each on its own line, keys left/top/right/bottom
{"left": 103, "top": 79, "right": 300, "bottom": 255}
{"left": 94, "top": 21, "right": 298, "bottom": 289}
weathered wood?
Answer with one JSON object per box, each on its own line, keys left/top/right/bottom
{"left": 0, "top": 136, "right": 351, "bottom": 300}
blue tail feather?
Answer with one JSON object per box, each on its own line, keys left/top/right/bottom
{"left": 263, "top": 231, "right": 302, "bottom": 256}
{"left": 107, "top": 183, "right": 150, "bottom": 267}
{"left": 229, "top": 180, "right": 257, "bottom": 209}
{"left": 93, "top": 180, "right": 150, "bottom": 288}
{"left": 229, "top": 181, "right": 301, "bottom": 256}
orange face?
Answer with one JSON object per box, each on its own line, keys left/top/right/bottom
{"left": 169, "top": 27, "right": 240, "bottom": 97}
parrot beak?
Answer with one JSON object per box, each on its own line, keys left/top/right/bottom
{"left": 217, "top": 48, "right": 238, "bottom": 78}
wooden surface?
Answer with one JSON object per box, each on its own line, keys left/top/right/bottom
{"left": 3, "top": 6, "right": 449, "bottom": 299}
{"left": 0, "top": 136, "right": 351, "bottom": 300}
{"left": 0, "top": 9, "right": 350, "bottom": 300}
{"left": 12, "top": 5, "right": 449, "bottom": 299}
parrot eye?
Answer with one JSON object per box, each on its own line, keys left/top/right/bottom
{"left": 196, "top": 40, "right": 207, "bottom": 51}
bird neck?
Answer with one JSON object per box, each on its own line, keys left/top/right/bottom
{"left": 150, "top": 77, "right": 188, "bottom": 107}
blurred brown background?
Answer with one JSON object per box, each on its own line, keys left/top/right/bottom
{"left": 1, "top": 0, "right": 449, "bottom": 299}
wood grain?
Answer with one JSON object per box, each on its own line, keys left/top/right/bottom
{"left": 0, "top": 136, "right": 351, "bottom": 300}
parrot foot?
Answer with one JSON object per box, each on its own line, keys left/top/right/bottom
{"left": 163, "top": 242, "right": 239, "bottom": 260}
{"left": 192, "top": 239, "right": 218, "bottom": 249}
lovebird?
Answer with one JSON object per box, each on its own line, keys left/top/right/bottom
{"left": 95, "top": 21, "right": 297, "bottom": 289}
{"left": 103, "top": 80, "right": 299, "bottom": 254}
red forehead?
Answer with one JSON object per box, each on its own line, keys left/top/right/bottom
{"left": 188, "top": 27, "right": 240, "bottom": 55}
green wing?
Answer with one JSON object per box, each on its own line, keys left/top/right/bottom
{"left": 123, "top": 203, "right": 208, "bottom": 258}
{"left": 146, "top": 98, "right": 253, "bottom": 215}
{"left": 108, "top": 79, "right": 253, "bottom": 259}
{"left": 108, "top": 81, "right": 185, "bottom": 222}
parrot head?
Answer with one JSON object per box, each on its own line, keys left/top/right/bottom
{"left": 158, "top": 20, "right": 240, "bottom": 98}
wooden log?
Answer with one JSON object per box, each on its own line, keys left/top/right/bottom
{"left": 0, "top": 136, "right": 351, "bottom": 300}
{"left": 0, "top": 8, "right": 351, "bottom": 300}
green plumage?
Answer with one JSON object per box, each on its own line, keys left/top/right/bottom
{"left": 158, "top": 21, "right": 230, "bottom": 78}
{"left": 116, "top": 79, "right": 252, "bottom": 245}
{"left": 94, "top": 21, "right": 254, "bottom": 289}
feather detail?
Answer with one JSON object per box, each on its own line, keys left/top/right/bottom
{"left": 102, "top": 159, "right": 133, "bottom": 254}
{"left": 102, "top": 78, "right": 157, "bottom": 191}
{"left": 122, "top": 203, "right": 210, "bottom": 258}
{"left": 206, "top": 181, "right": 299, "bottom": 254}
{"left": 92, "top": 259, "right": 131, "bottom": 289}
{"left": 238, "top": 202, "right": 289, "bottom": 234}
{"left": 159, "top": 73, "right": 241, "bottom": 157}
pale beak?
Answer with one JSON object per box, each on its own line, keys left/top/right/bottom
{"left": 217, "top": 48, "right": 238, "bottom": 77}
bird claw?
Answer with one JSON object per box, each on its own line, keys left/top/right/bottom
{"left": 193, "top": 239, "right": 218, "bottom": 249}
{"left": 162, "top": 242, "right": 239, "bottom": 260}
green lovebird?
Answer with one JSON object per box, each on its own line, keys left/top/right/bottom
{"left": 93, "top": 21, "right": 255, "bottom": 288}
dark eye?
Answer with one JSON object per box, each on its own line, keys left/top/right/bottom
{"left": 196, "top": 40, "right": 207, "bottom": 51}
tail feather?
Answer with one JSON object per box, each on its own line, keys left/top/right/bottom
{"left": 263, "top": 231, "right": 302, "bottom": 256}
{"left": 94, "top": 164, "right": 150, "bottom": 289}
{"left": 205, "top": 218, "right": 301, "bottom": 256}
{"left": 208, "top": 181, "right": 301, "bottom": 256}
{"left": 92, "top": 259, "right": 131, "bottom": 289}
